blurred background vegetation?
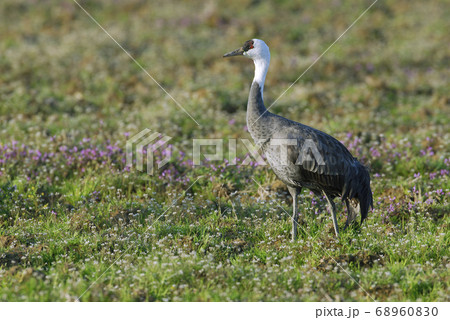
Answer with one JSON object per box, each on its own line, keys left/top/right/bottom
{"left": 1, "top": 0, "right": 448, "bottom": 144}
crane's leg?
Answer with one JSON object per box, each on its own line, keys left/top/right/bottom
{"left": 287, "top": 187, "right": 300, "bottom": 241}
{"left": 344, "top": 199, "right": 359, "bottom": 230}
{"left": 323, "top": 192, "right": 339, "bottom": 237}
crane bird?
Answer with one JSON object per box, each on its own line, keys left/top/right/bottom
{"left": 223, "top": 39, "right": 373, "bottom": 240}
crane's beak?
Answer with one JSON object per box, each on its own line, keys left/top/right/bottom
{"left": 223, "top": 47, "right": 244, "bottom": 58}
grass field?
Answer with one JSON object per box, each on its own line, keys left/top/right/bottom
{"left": 0, "top": 0, "right": 449, "bottom": 301}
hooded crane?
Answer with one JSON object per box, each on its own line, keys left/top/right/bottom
{"left": 224, "top": 39, "right": 373, "bottom": 240}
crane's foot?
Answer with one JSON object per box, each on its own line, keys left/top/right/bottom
{"left": 334, "top": 228, "right": 340, "bottom": 238}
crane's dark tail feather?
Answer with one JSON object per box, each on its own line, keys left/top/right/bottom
{"left": 342, "top": 162, "right": 373, "bottom": 224}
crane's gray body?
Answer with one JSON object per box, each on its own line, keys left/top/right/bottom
{"left": 224, "top": 38, "right": 373, "bottom": 239}
{"left": 247, "top": 82, "right": 373, "bottom": 237}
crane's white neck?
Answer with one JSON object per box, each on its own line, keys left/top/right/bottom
{"left": 252, "top": 57, "right": 270, "bottom": 99}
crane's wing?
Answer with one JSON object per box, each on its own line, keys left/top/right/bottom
{"left": 272, "top": 117, "right": 357, "bottom": 175}
{"left": 265, "top": 116, "right": 360, "bottom": 196}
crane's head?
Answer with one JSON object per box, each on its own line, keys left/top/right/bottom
{"left": 223, "top": 39, "right": 270, "bottom": 62}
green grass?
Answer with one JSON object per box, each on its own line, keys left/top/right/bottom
{"left": 0, "top": 0, "right": 449, "bottom": 301}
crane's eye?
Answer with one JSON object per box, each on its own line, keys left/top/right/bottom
{"left": 243, "top": 40, "right": 254, "bottom": 52}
